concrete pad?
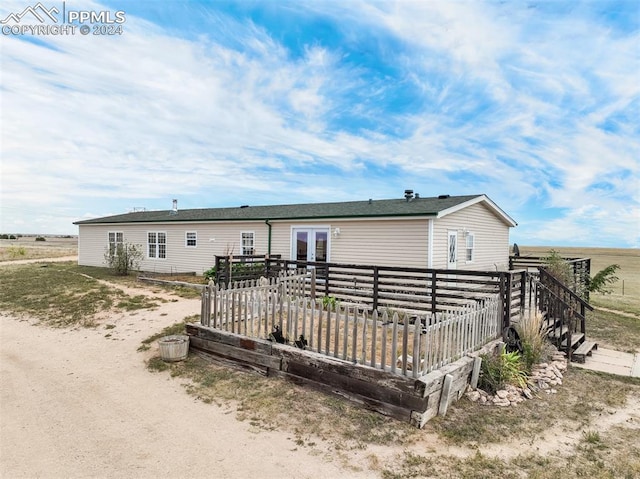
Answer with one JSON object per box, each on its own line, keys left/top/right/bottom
{"left": 592, "top": 348, "right": 635, "bottom": 366}
{"left": 571, "top": 347, "right": 636, "bottom": 377}
{"left": 631, "top": 354, "right": 640, "bottom": 378}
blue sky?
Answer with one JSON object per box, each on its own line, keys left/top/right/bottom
{"left": 0, "top": 0, "right": 638, "bottom": 247}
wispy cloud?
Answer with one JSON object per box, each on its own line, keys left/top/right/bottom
{"left": 0, "top": 0, "right": 638, "bottom": 246}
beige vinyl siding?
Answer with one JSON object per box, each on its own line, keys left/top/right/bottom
{"left": 78, "top": 202, "right": 511, "bottom": 274}
{"left": 267, "top": 218, "right": 429, "bottom": 268}
{"left": 78, "top": 221, "right": 270, "bottom": 275}
{"left": 432, "top": 202, "right": 510, "bottom": 271}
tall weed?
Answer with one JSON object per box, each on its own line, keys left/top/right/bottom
{"left": 517, "top": 311, "right": 548, "bottom": 372}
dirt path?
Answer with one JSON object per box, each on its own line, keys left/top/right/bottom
{"left": 0, "top": 255, "right": 79, "bottom": 265}
{"left": 594, "top": 306, "right": 639, "bottom": 319}
{"left": 0, "top": 291, "right": 370, "bottom": 478}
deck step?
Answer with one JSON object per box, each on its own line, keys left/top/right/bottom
{"left": 548, "top": 325, "right": 568, "bottom": 340}
{"left": 561, "top": 333, "right": 584, "bottom": 350}
{"left": 571, "top": 341, "right": 598, "bottom": 363}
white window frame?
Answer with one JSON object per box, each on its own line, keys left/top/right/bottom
{"left": 185, "top": 231, "right": 197, "bottom": 248}
{"left": 465, "top": 233, "right": 475, "bottom": 263}
{"left": 147, "top": 231, "right": 167, "bottom": 259}
{"left": 240, "top": 231, "right": 255, "bottom": 255}
{"left": 108, "top": 231, "right": 123, "bottom": 255}
{"left": 290, "top": 226, "right": 331, "bottom": 264}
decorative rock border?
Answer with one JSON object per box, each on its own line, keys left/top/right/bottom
{"left": 465, "top": 351, "right": 568, "bottom": 407}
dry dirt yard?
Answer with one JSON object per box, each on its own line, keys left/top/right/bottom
{"left": 1, "top": 255, "right": 639, "bottom": 478}
{"left": 0, "top": 272, "right": 373, "bottom": 479}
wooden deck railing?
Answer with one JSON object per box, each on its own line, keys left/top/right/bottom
{"left": 212, "top": 256, "right": 525, "bottom": 330}
{"left": 529, "top": 268, "right": 594, "bottom": 360}
{"left": 200, "top": 279, "right": 502, "bottom": 378}
{"left": 510, "top": 255, "right": 591, "bottom": 299}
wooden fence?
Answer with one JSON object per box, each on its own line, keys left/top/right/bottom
{"left": 200, "top": 278, "right": 501, "bottom": 378}
{"left": 510, "top": 255, "right": 591, "bottom": 299}
{"left": 214, "top": 256, "right": 525, "bottom": 330}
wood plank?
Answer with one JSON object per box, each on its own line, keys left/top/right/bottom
{"left": 189, "top": 336, "right": 282, "bottom": 370}
{"left": 275, "top": 346, "right": 418, "bottom": 395}
{"left": 191, "top": 349, "right": 269, "bottom": 376}
{"left": 572, "top": 340, "right": 598, "bottom": 363}
{"left": 186, "top": 324, "right": 273, "bottom": 355}
{"left": 438, "top": 374, "right": 453, "bottom": 416}
{"left": 561, "top": 333, "right": 585, "bottom": 349}
{"left": 282, "top": 359, "right": 426, "bottom": 411}
{"left": 267, "top": 369, "right": 414, "bottom": 422}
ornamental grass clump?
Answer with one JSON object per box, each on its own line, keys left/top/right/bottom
{"left": 517, "top": 311, "right": 549, "bottom": 373}
{"left": 479, "top": 350, "right": 528, "bottom": 394}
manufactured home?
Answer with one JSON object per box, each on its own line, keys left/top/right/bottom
{"left": 74, "top": 192, "right": 517, "bottom": 275}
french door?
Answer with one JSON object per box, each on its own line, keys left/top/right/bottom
{"left": 292, "top": 228, "right": 329, "bottom": 264}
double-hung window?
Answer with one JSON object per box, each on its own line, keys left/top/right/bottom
{"left": 148, "top": 232, "right": 167, "bottom": 259}
{"left": 465, "top": 233, "right": 475, "bottom": 262}
{"left": 241, "top": 232, "right": 255, "bottom": 255}
{"left": 108, "top": 231, "right": 123, "bottom": 255}
{"left": 185, "top": 231, "right": 197, "bottom": 248}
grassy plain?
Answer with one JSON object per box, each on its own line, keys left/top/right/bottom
{"left": 519, "top": 246, "right": 640, "bottom": 352}
{"left": 0, "top": 236, "right": 78, "bottom": 261}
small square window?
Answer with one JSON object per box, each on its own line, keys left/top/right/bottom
{"left": 186, "top": 232, "right": 197, "bottom": 247}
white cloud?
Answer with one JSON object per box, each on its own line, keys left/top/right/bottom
{"left": 0, "top": 0, "right": 637, "bottom": 245}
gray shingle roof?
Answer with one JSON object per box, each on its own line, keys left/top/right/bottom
{"left": 74, "top": 194, "right": 515, "bottom": 226}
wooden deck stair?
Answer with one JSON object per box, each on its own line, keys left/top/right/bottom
{"left": 543, "top": 315, "right": 597, "bottom": 363}
{"left": 533, "top": 267, "right": 596, "bottom": 363}
{"left": 571, "top": 341, "right": 598, "bottom": 363}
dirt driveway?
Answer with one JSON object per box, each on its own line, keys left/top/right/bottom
{"left": 0, "top": 275, "right": 371, "bottom": 478}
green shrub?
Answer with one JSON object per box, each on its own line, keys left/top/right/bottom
{"left": 104, "top": 243, "right": 143, "bottom": 276}
{"left": 587, "top": 264, "right": 620, "bottom": 295}
{"left": 35, "top": 236, "right": 46, "bottom": 242}
{"left": 479, "top": 350, "right": 528, "bottom": 394}
{"left": 322, "top": 295, "right": 338, "bottom": 310}
{"left": 542, "top": 249, "right": 572, "bottom": 283}
{"left": 204, "top": 266, "right": 216, "bottom": 280}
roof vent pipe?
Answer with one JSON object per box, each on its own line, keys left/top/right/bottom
{"left": 404, "top": 189, "right": 414, "bottom": 201}
{"left": 171, "top": 199, "right": 178, "bottom": 214}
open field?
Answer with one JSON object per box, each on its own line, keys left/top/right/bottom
{"left": 518, "top": 246, "right": 639, "bottom": 299}
{"left": 0, "top": 235, "right": 78, "bottom": 261}
{"left": 1, "top": 260, "right": 639, "bottom": 478}
{"left": 518, "top": 246, "right": 640, "bottom": 352}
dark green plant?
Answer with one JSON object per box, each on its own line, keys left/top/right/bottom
{"left": 104, "top": 242, "right": 143, "bottom": 276}
{"left": 322, "top": 295, "right": 337, "bottom": 311}
{"left": 587, "top": 264, "right": 620, "bottom": 295}
{"left": 479, "top": 350, "right": 528, "bottom": 394}
{"left": 35, "top": 236, "right": 46, "bottom": 242}
{"left": 542, "top": 249, "right": 573, "bottom": 284}
{"left": 210, "top": 261, "right": 266, "bottom": 282}
{"left": 204, "top": 266, "right": 216, "bottom": 280}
